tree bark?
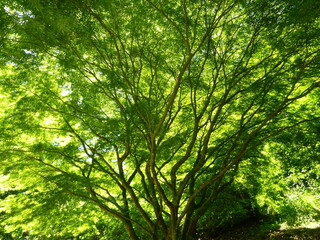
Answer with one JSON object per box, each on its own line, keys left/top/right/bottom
{"left": 124, "top": 221, "right": 139, "bottom": 240}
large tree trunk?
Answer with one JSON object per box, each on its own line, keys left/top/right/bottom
{"left": 125, "top": 223, "right": 139, "bottom": 240}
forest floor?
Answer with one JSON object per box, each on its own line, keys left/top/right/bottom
{"left": 204, "top": 221, "right": 320, "bottom": 240}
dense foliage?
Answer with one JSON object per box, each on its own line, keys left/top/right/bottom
{"left": 0, "top": 0, "right": 319, "bottom": 239}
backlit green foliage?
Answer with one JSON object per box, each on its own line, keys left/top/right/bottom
{"left": 0, "top": 0, "right": 319, "bottom": 239}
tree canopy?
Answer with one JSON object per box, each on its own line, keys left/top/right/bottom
{"left": 0, "top": 0, "right": 319, "bottom": 239}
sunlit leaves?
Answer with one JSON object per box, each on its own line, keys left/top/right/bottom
{"left": 0, "top": 0, "right": 319, "bottom": 239}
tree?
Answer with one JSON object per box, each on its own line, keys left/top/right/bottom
{"left": 0, "top": 0, "right": 319, "bottom": 239}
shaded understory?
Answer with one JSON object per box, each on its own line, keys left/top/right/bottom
{"left": 204, "top": 221, "right": 320, "bottom": 240}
